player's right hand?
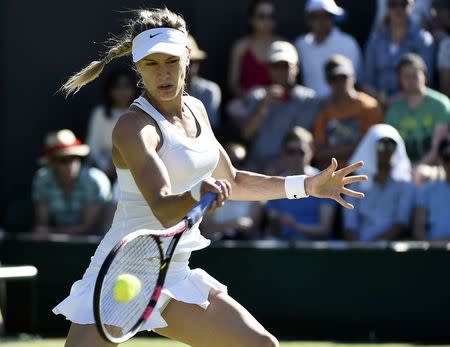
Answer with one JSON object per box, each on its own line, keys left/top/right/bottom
{"left": 200, "top": 177, "right": 231, "bottom": 212}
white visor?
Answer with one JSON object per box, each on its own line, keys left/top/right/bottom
{"left": 132, "top": 27, "right": 188, "bottom": 62}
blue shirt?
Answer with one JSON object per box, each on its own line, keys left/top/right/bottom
{"left": 344, "top": 179, "right": 415, "bottom": 241}
{"left": 266, "top": 197, "right": 334, "bottom": 241}
{"left": 415, "top": 180, "right": 450, "bottom": 240}
{"left": 188, "top": 76, "right": 222, "bottom": 129}
{"left": 32, "top": 166, "right": 111, "bottom": 227}
{"left": 244, "top": 85, "right": 318, "bottom": 167}
{"left": 363, "top": 22, "right": 434, "bottom": 96}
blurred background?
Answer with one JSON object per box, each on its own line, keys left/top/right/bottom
{"left": 1, "top": 0, "right": 450, "bottom": 344}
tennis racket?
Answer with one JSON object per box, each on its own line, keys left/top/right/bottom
{"left": 93, "top": 192, "right": 217, "bottom": 343}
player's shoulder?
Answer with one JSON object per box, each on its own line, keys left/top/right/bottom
{"left": 112, "top": 107, "right": 159, "bottom": 149}
{"left": 184, "top": 95, "right": 209, "bottom": 119}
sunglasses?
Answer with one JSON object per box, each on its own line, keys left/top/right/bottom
{"left": 388, "top": 0, "right": 409, "bottom": 8}
{"left": 52, "top": 156, "right": 80, "bottom": 164}
{"left": 377, "top": 141, "right": 397, "bottom": 151}
{"left": 442, "top": 154, "right": 450, "bottom": 163}
{"left": 285, "top": 148, "right": 305, "bottom": 156}
{"left": 255, "top": 12, "right": 275, "bottom": 20}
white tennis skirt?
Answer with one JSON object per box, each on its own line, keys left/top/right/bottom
{"left": 52, "top": 252, "right": 227, "bottom": 331}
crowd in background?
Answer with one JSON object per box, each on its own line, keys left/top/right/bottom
{"left": 22, "top": 0, "right": 450, "bottom": 243}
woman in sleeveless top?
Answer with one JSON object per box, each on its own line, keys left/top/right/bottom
{"left": 56, "top": 8, "right": 367, "bottom": 347}
{"left": 228, "top": 0, "right": 282, "bottom": 97}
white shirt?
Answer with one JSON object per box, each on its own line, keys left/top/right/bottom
{"left": 294, "top": 28, "right": 362, "bottom": 97}
{"left": 85, "top": 105, "right": 127, "bottom": 171}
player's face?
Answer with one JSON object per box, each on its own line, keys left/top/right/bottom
{"left": 399, "top": 65, "right": 426, "bottom": 94}
{"left": 136, "top": 52, "right": 188, "bottom": 101}
{"left": 308, "top": 10, "right": 334, "bottom": 38}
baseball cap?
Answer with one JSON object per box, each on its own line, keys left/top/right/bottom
{"left": 305, "top": 0, "right": 345, "bottom": 15}
{"left": 267, "top": 41, "right": 299, "bottom": 65}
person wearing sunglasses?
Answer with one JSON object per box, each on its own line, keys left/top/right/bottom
{"left": 344, "top": 124, "right": 415, "bottom": 242}
{"left": 32, "top": 129, "right": 111, "bottom": 237}
{"left": 414, "top": 138, "right": 450, "bottom": 241}
{"left": 265, "top": 126, "right": 336, "bottom": 241}
{"left": 362, "top": 0, "right": 435, "bottom": 102}
{"left": 313, "top": 55, "right": 383, "bottom": 171}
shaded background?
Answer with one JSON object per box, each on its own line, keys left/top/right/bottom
{"left": 0, "top": 0, "right": 374, "bottom": 224}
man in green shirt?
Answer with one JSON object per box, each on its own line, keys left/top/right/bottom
{"left": 385, "top": 53, "right": 450, "bottom": 163}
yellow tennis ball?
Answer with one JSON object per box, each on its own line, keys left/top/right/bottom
{"left": 113, "top": 274, "right": 141, "bottom": 303}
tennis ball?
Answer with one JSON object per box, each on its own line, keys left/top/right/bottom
{"left": 113, "top": 274, "right": 141, "bottom": 303}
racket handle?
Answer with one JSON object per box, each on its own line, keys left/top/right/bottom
{"left": 186, "top": 192, "right": 217, "bottom": 227}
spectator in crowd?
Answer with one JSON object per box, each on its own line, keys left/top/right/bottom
{"left": 234, "top": 41, "right": 317, "bottom": 171}
{"left": 372, "top": 0, "right": 433, "bottom": 34}
{"left": 430, "top": 0, "right": 450, "bottom": 43}
{"left": 186, "top": 35, "right": 222, "bottom": 130}
{"left": 385, "top": 53, "right": 450, "bottom": 164}
{"left": 265, "top": 127, "right": 335, "bottom": 241}
{"left": 435, "top": 0, "right": 450, "bottom": 97}
{"left": 201, "top": 143, "right": 263, "bottom": 240}
{"left": 32, "top": 130, "right": 111, "bottom": 236}
{"left": 313, "top": 55, "right": 383, "bottom": 170}
{"left": 344, "top": 124, "right": 415, "bottom": 242}
{"left": 362, "top": 0, "right": 434, "bottom": 101}
{"left": 85, "top": 67, "right": 138, "bottom": 182}
{"left": 294, "top": 0, "right": 362, "bottom": 97}
{"left": 413, "top": 138, "right": 450, "bottom": 241}
{"left": 228, "top": 0, "right": 281, "bottom": 97}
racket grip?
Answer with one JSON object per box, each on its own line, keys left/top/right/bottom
{"left": 186, "top": 192, "right": 217, "bottom": 227}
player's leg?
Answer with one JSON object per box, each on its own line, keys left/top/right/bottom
{"left": 64, "top": 323, "right": 117, "bottom": 347}
{"left": 155, "top": 288, "right": 279, "bottom": 347}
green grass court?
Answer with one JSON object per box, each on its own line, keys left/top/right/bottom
{"left": 1, "top": 339, "right": 449, "bottom": 347}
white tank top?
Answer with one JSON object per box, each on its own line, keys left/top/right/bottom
{"left": 94, "top": 95, "right": 219, "bottom": 261}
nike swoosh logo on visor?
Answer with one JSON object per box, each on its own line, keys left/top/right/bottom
{"left": 149, "top": 33, "right": 162, "bottom": 38}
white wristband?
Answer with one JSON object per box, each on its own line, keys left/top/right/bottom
{"left": 190, "top": 180, "right": 202, "bottom": 201}
{"left": 284, "top": 175, "right": 309, "bottom": 199}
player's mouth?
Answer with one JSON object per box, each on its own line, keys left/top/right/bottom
{"left": 157, "top": 83, "right": 173, "bottom": 91}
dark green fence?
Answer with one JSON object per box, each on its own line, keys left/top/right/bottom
{"left": 1, "top": 233, "right": 449, "bottom": 341}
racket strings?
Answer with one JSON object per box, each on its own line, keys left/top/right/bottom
{"left": 100, "top": 236, "right": 163, "bottom": 338}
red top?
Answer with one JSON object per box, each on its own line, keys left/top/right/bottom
{"left": 239, "top": 47, "right": 271, "bottom": 92}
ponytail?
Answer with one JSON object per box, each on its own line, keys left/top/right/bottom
{"left": 60, "top": 40, "right": 132, "bottom": 96}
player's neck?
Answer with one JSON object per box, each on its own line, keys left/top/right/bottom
{"left": 144, "top": 92, "right": 183, "bottom": 119}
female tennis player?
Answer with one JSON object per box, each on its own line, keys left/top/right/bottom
{"left": 54, "top": 7, "right": 367, "bottom": 347}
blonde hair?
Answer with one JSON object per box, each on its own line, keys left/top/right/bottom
{"left": 283, "top": 126, "right": 313, "bottom": 147}
{"left": 61, "top": 7, "right": 187, "bottom": 96}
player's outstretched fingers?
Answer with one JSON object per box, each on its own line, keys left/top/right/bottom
{"left": 335, "top": 195, "right": 354, "bottom": 209}
{"left": 343, "top": 175, "right": 368, "bottom": 185}
{"left": 337, "top": 161, "right": 364, "bottom": 177}
{"left": 342, "top": 187, "right": 364, "bottom": 199}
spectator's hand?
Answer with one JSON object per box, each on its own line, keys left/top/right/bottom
{"left": 305, "top": 158, "right": 367, "bottom": 209}
{"left": 263, "top": 85, "right": 285, "bottom": 106}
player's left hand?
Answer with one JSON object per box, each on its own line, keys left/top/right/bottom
{"left": 305, "top": 158, "right": 367, "bottom": 209}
